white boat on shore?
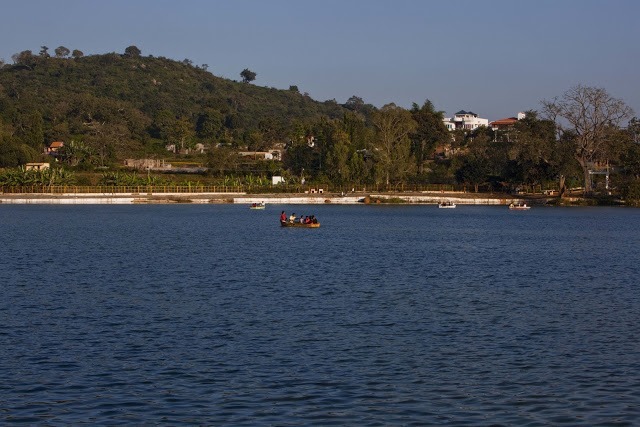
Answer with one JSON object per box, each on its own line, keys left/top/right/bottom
{"left": 509, "top": 203, "right": 530, "bottom": 210}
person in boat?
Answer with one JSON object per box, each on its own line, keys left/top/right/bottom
{"left": 304, "top": 216, "right": 311, "bottom": 224}
{"left": 289, "top": 213, "right": 296, "bottom": 223}
{"left": 310, "top": 215, "right": 317, "bottom": 224}
{"left": 280, "top": 211, "right": 287, "bottom": 222}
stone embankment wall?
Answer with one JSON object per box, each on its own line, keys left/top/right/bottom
{"left": 0, "top": 192, "right": 540, "bottom": 205}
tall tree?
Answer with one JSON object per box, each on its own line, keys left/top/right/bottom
{"left": 371, "top": 104, "right": 417, "bottom": 185}
{"left": 343, "top": 111, "right": 371, "bottom": 151}
{"left": 409, "top": 100, "right": 449, "bottom": 174}
{"left": 170, "top": 117, "right": 196, "bottom": 152}
{"left": 542, "top": 85, "right": 634, "bottom": 193}
{"left": 508, "top": 111, "right": 558, "bottom": 189}
{"left": 316, "top": 120, "right": 352, "bottom": 184}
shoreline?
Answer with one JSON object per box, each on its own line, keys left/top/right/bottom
{"left": 0, "top": 191, "right": 560, "bottom": 205}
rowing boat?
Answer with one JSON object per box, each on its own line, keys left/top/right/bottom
{"left": 509, "top": 203, "right": 531, "bottom": 210}
{"left": 280, "top": 220, "right": 320, "bottom": 228}
{"left": 438, "top": 202, "right": 456, "bottom": 208}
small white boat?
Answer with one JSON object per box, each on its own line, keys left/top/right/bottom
{"left": 438, "top": 201, "right": 456, "bottom": 208}
{"left": 249, "top": 202, "right": 266, "bottom": 210}
{"left": 509, "top": 203, "right": 530, "bottom": 210}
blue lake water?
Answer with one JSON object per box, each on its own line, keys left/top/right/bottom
{"left": 1, "top": 204, "right": 639, "bottom": 425}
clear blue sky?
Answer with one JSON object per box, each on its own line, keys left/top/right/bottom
{"left": 2, "top": 0, "right": 638, "bottom": 121}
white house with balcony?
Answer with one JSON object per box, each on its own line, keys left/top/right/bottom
{"left": 443, "top": 110, "right": 489, "bottom": 131}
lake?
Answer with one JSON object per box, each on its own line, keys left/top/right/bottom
{"left": 1, "top": 204, "right": 639, "bottom": 425}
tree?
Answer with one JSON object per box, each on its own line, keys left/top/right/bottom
{"left": 283, "top": 140, "right": 315, "bottom": 177}
{"left": 196, "top": 109, "right": 224, "bottom": 140}
{"left": 12, "top": 50, "right": 36, "bottom": 68}
{"left": 344, "top": 96, "right": 365, "bottom": 112}
{"left": 454, "top": 129, "right": 497, "bottom": 191}
{"left": 39, "top": 46, "right": 50, "bottom": 58}
{"left": 54, "top": 46, "right": 70, "bottom": 58}
{"left": 371, "top": 104, "right": 417, "bottom": 185}
{"left": 171, "top": 117, "right": 196, "bottom": 152}
{"left": 542, "top": 85, "right": 634, "bottom": 193}
{"left": 71, "top": 49, "right": 84, "bottom": 59}
{"left": 455, "top": 153, "right": 490, "bottom": 192}
{"left": 343, "top": 111, "right": 372, "bottom": 151}
{"left": 0, "top": 141, "right": 38, "bottom": 167}
{"left": 58, "top": 139, "right": 93, "bottom": 166}
{"left": 409, "top": 100, "right": 449, "bottom": 174}
{"left": 314, "top": 120, "right": 352, "bottom": 184}
{"left": 325, "top": 130, "right": 351, "bottom": 184}
{"left": 507, "top": 111, "right": 558, "bottom": 189}
{"left": 240, "top": 68, "right": 256, "bottom": 83}
{"left": 124, "top": 45, "right": 141, "bottom": 58}
{"left": 207, "top": 146, "right": 238, "bottom": 175}
{"left": 19, "top": 111, "right": 45, "bottom": 149}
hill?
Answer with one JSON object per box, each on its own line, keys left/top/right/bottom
{"left": 0, "top": 49, "right": 348, "bottom": 167}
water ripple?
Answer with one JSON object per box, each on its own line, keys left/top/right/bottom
{"left": 1, "top": 205, "right": 639, "bottom": 425}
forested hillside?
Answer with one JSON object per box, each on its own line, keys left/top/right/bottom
{"left": 0, "top": 46, "right": 346, "bottom": 167}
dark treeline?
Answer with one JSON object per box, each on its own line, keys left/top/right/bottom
{"left": 1, "top": 46, "right": 639, "bottom": 199}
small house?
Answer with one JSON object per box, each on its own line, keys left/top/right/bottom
{"left": 46, "top": 141, "right": 64, "bottom": 154}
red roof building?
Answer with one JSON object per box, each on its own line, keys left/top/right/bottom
{"left": 45, "top": 141, "right": 64, "bottom": 155}
{"left": 490, "top": 112, "right": 526, "bottom": 130}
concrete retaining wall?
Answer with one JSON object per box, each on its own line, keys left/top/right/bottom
{"left": 0, "top": 193, "right": 533, "bottom": 205}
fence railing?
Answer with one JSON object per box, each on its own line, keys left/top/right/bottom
{"left": 0, "top": 185, "right": 245, "bottom": 194}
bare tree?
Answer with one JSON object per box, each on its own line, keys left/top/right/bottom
{"left": 542, "top": 85, "right": 634, "bottom": 193}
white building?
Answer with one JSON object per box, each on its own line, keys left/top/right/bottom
{"left": 443, "top": 110, "right": 489, "bottom": 131}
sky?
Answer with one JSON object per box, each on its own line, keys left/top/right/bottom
{"left": 1, "top": 0, "right": 639, "bottom": 121}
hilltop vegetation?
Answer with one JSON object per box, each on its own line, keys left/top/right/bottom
{"left": 1, "top": 46, "right": 640, "bottom": 200}
{"left": 0, "top": 46, "right": 345, "bottom": 165}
